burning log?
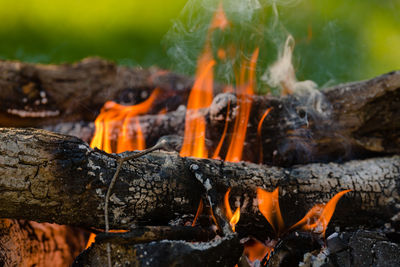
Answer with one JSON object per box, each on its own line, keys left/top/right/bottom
{"left": 0, "top": 57, "right": 201, "bottom": 127}
{"left": 73, "top": 233, "right": 242, "bottom": 267}
{"left": 44, "top": 70, "right": 400, "bottom": 166}
{"left": 0, "top": 128, "right": 398, "bottom": 230}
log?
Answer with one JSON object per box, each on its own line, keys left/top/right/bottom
{"left": 44, "top": 71, "right": 400, "bottom": 166}
{"left": 73, "top": 233, "right": 242, "bottom": 267}
{"left": 0, "top": 128, "right": 398, "bottom": 230}
{"left": 0, "top": 219, "right": 86, "bottom": 267}
{"left": 0, "top": 57, "right": 199, "bottom": 127}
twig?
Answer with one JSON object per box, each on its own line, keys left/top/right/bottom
{"left": 101, "top": 140, "right": 168, "bottom": 267}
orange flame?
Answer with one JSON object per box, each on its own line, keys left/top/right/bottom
{"left": 180, "top": 3, "right": 230, "bottom": 158}
{"left": 224, "top": 188, "right": 241, "bottom": 232}
{"left": 290, "top": 190, "right": 351, "bottom": 237}
{"left": 257, "top": 187, "right": 285, "bottom": 237}
{"left": 210, "top": 3, "right": 230, "bottom": 31}
{"left": 212, "top": 100, "right": 231, "bottom": 159}
{"left": 225, "top": 48, "right": 259, "bottom": 162}
{"left": 192, "top": 199, "right": 204, "bottom": 227}
{"left": 179, "top": 51, "right": 215, "bottom": 158}
{"left": 257, "top": 107, "right": 272, "bottom": 163}
{"left": 244, "top": 238, "right": 273, "bottom": 264}
{"left": 90, "top": 88, "right": 161, "bottom": 153}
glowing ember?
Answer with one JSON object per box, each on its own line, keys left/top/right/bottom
{"left": 224, "top": 188, "right": 241, "bottom": 232}
{"left": 90, "top": 88, "right": 161, "bottom": 153}
{"left": 225, "top": 48, "right": 259, "bottom": 162}
{"left": 257, "top": 187, "right": 285, "bottom": 237}
{"left": 290, "top": 189, "right": 352, "bottom": 237}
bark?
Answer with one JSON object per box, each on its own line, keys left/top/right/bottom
{"left": 0, "top": 219, "right": 86, "bottom": 267}
{"left": 44, "top": 71, "right": 400, "bottom": 166}
{"left": 0, "top": 128, "right": 398, "bottom": 230}
{"left": 0, "top": 57, "right": 199, "bottom": 127}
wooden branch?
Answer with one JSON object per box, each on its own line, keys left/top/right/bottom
{"left": 0, "top": 57, "right": 199, "bottom": 127}
{"left": 0, "top": 128, "right": 398, "bottom": 230}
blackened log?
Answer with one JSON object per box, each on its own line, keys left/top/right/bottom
{"left": 0, "top": 219, "right": 86, "bottom": 267}
{"left": 0, "top": 128, "right": 398, "bottom": 230}
{"left": 0, "top": 57, "right": 197, "bottom": 127}
{"left": 267, "top": 230, "right": 400, "bottom": 267}
{"left": 44, "top": 71, "right": 400, "bottom": 166}
{"left": 73, "top": 233, "right": 242, "bottom": 267}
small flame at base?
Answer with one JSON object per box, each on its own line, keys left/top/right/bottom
{"left": 224, "top": 188, "right": 241, "bottom": 232}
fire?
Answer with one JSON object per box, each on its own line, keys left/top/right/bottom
{"left": 256, "top": 187, "right": 285, "bottom": 237}
{"left": 225, "top": 48, "right": 259, "bottom": 162}
{"left": 179, "top": 50, "right": 215, "bottom": 158}
{"left": 257, "top": 107, "right": 272, "bottom": 163}
{"left": 224, "top": 188, "right": 241, "bottom": 232}
{"left": 290, "top": 189, "right": 351, "bottom": 237}
{"left": 243, "top": 238, "right": 274, "bottom": 264}
{"left": 90, "top": 88, "right": 161, "bottom": 153}
{"left": 179, "top": 2, "right": 228, "bottom": 158}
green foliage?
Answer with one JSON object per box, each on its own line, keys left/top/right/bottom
{"left": 0, "top": 0, "right": 399, "bottom": 86}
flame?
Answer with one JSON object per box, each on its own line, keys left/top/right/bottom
{"left": 290, "top": 190, "right": 351, "bottom": 237}
{"left": 257, "top": 107, "right": 272, "bottom": 163}
{"left": 257, "top": 187, "right": 285, "bottom": 237}
{"left": 180, "top": 3, "right": 230, "bottom": 158}
{"left": 90, "top": 88, "right": 161, "bottom": 153}
{"left": 210, "top": 3, "right": 230, "bottom": 31}
{"left": 225, "top": 48, "right": 259, "bottom": 162}
{"left": 244, "top": 238, "right": 273, "bottom": 264}
{"left": 212, "top": 100, "right": 231, "bottom": 159}
{"left": 179, "top": 52, "right": 215, "bottom": 158}
{"left": 192, "top": 199, "right": 204, "bottom": 227}
{"left": 224, "top": 188, "right": 241, "bottom": 232}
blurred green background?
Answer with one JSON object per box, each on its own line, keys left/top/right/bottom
{"left": 0, "top": 0, "right": 399, "bottom": 87}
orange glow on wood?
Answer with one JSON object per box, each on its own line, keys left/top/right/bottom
{"left": 257, "top": 187, "right": 285, "bottom": 237}
{"left": 90, "top": 88, "right": 161, "bottom": 153}
{"left": 290, "top": 190, "right": 351, "bottom": 237}
{"left": 225, "top": 48, "right": 259, "bottom": 162}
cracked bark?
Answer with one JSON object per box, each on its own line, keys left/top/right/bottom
{"left": 44, "top": 70, "right": 400, "bottom": 166}
{"left": 0, "top": 128, "right": 398, "bottom": 231}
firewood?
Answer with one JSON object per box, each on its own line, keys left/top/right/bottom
{"left": 43, "top": 70, "right": 400, "bottom": 166}
{"left": 0, "top": 128, "right": 398, "bottom": 230}
{"left": 73, "top": 233, "right": 242, "bottom": 267}
{"left": 0, "top": 57, "right": 199, "bottom": 127}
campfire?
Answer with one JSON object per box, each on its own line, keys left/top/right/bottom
{"left": 0, "top": 2, "right": 399, "bottom": 267}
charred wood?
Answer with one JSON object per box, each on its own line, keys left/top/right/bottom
{"left": 73, "top": 233, "right": 241, "bottom": 267}
{"left": 43, "top": 71, "right": 400, "bottom": 166}
{"left": 0, "top": 57, "right": 200, "bottom": 127}
{"left": 0, "top": 128, "right": 398, "bottom": 231}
